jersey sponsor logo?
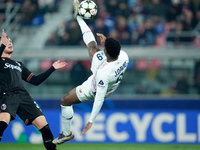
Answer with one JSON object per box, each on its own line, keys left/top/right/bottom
{"left": 79, "top": 89, "right": 82, "bottom": 93}
{"left": 4, "top": 63, "right": 22, "bottom": 72}
{"left": 1, "top": 104, "right": 6, "bottom": 110}
{"left": 114, "top": 61, "right": 127, "bottom": 77}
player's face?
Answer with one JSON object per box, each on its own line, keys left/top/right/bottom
{"left": 4, "top": 38, "right": 14, "bottom": 54}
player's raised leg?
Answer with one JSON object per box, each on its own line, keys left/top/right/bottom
{"left": 74, "top": 6, "right": 99, "bottom": 61}
{"left": 53, "top": 0, "right": 99, "bottom": 145}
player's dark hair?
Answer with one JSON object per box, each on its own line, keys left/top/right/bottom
{"left": 105, "top": 37, "right": 121, "bottom": 59}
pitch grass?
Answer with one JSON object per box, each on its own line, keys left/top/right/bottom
{"left": 0, "top": 143, "right": 200, "bottom": 150}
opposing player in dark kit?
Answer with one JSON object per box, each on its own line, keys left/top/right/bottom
{"left": 0, "top": 29, "right": 67, "bottom": 150}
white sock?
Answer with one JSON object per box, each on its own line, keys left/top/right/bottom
{"left": 61, "top": 105, "right": 74, "bottom": 136}
{"left": 76, "top": 15, "right": 96, "bottom": 45}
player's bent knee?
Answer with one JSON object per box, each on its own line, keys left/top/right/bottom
{"left": 0, "top": 112, "right": 11, "bottom": 124}
{"left": 61, "top": 93, "right": 73, "bottom": 106}
{"left": 32, "top": 115, "right": 48, "bottom": 130}
{"left": 61, "top": 95, "right": 68, "bottom": 105}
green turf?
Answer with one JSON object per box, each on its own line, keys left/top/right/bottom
{"left": 0, "top": 143, "right": 200, "bottom": 150}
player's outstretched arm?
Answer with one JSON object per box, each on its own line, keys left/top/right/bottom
{"left": 80, "top": 122, "right": 93, "bottom": 135}
{"left": 87, "top": 41, "right": 99, "bottom": 61}
{"left": 52, "top": 60, "right": 67, "bottom": 70}
{"left": 24, "top": 60, "right": 67, "bottom": 86}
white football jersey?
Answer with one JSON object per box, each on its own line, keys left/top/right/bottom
{"left": 88, "top": 50, "right": 129, "bottom": 123}
{"left": 91, "top": 50, "right": 129, "bottom": 97}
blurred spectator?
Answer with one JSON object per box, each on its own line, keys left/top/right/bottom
{"left": 101, "top": 8, "right": 115, "bottom": 33}
{"left": 180, "top": 0, "right": 196, "bottom": 17}
{"left": 70, "top": 61, "right": 88, "bottom": 87}
{"left": 57, "top": 20, "right": 68, "bottom": 38}
{"left": 59, "top": 32, "right": 70, "bottom": 45}
{"left": 174, "top": 72, "right": 189, "bottom": 94}
{"left": 130, "top": 0, "right": 147, "bottom": 15}
{"left": 44, "top": 0, "right": 200, "bottom": 47}
{"left": 108, "top": 29, "right": 119, "bottom": 39}
{"left": 45, "top": 31, "right": 59, "bottom": 46}
{"left": 138, "top": 18, "right": 156, "bottom": 46}
{"left": 147, "top": 0, "right": 167, "bottom": 18}
{"left": 67, "top": 21, "right": 82, "bottom": 45}
{"left": 167, "top": 21, "right": 193, "bottom": 43}
{"left": 153, "top": 16, "right": 164, "bottom": 35}
{"left": 93, "top": 17, "right": 108, "bottom": 35}
{"left": 19, "top": 0, "right": 37, "bottom": 25}
{"left": 104, "top": 0, "right": 118, "bottom": 16}
{"left": 116, "top": 15, "right": 132, "bottom": 44}
{"left": 181, "top": 9, "right": 197, "bottom": 31}
{"left": 0, "top": 0, "right": 7, "bottom": 23}
{"left": 37, "top": 0, "right": 58, "bottom": 15}
{"left": 14, "top": 0, "right": 25, "bottom": 4}
{"left": 56, "top": 20, "right": 82, "bottom": 45}
{"left": 166, "top": 0, "right": 182, "bottom": 22}
{"left": 115, "top": 1, "right": 131, "bottom": 17}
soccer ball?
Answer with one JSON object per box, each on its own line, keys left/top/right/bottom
{"left": 78, "top": 0, "right": 98, "bottom": 19}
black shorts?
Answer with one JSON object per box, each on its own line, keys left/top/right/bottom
{"left": 0, "top": 91, "right": 44, "bottom": 126}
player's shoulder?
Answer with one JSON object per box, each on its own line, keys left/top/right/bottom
{"left": 119, "top": 50, "right": 128, "bottom": 58}
{"left": 93, "top": 50, "right": 106, "bottom": 61}
{"left": 118, "top": 50, "right": 129, "bottom": 62}
{"left": 95, "top": 50, "right": 105, "bottom": 56}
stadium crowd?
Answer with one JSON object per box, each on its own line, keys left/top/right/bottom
{"left": 1, "top": 0, "right": 200, "bottom": 96}
{"left": 45, "top": 0, "right": 200, "bottom": 47}
{"left": 0, "top": 0, "right": 60, "bottom": 25}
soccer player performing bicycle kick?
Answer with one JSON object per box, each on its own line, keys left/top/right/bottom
{"left": 53, "top": 0, "right": 129, "bottom": 145}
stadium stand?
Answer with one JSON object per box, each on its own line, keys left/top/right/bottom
{"left": 45, "top": 0, "right": 200, "bottom": 48}
{"left": 0, "top": 0, "right": 200, "bottom": 98}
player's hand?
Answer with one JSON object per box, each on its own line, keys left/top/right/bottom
{"left": 80, "top": 122, "right": 93, "bottom": 135}
{"left": 1, "top": 29, "right": 8, "bottom": 46}
{"left": 97, "top": 33, "right": 106, "bottom": 46}
{"left": 52, "top": 60, "right": 67, "bottom": 70}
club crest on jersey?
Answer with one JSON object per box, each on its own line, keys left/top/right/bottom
{"left": 1, "top": 104, "right": 6, "bottom": 110}
{"left": 98, "top": 80, "right": 104, "bottom": 86}
{"left": 2, "top": 58, "right": 5, "bottom": 61}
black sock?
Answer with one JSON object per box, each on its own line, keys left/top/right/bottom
{"left": 0, "top": 121, "right": 8, "bottom": 142}
{"left": 39, "top": 124, "right": 57, "bottom": 150}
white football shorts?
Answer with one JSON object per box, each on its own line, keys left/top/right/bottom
{"left": 76, "top": 51, "right": 105, "bottom": 102}
{"left": 76, "top": 75, "right": 95, "bottom": 102}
